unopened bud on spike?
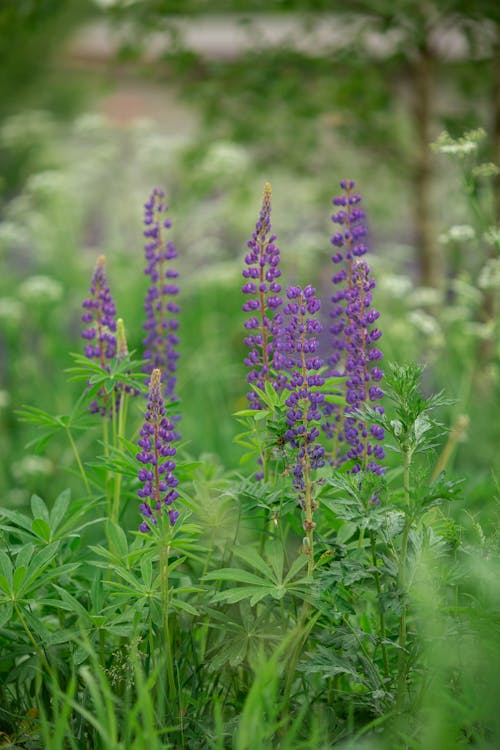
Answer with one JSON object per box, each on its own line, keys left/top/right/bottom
{"left": 116, "top": 318, "right": 129, "bottom": 358}
{"left": 151, "top": 368, "right": 162, "bottom": 391}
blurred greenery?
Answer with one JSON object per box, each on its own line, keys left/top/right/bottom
{"left": 0, "top": 5, "right": 498, "bottom": 747}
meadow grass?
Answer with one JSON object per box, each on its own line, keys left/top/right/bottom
{"left": 0, "top": 125, "right": 499, "bottom": 749}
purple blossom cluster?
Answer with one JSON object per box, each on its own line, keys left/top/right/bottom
{"left": 328, "top": 179, "right": 368, "bottom": 373}
{"left": 81, "top": 255, "right": 117, "bottom": 363}
{"left": 341, "top": 260, "right": 385, "bottom": 474}
{"left": 325, "top": 181, "right": 385, "bottom": 474}
{"left": 81, "top": 255, "right": 117, "bottom": 415}
{"left": 242, "top": 182, "right": 283, "bottom": 409}
{"left": 142, "top": 188, "right": 180, "bottom": 401}
{"left": 275, "top": 285, "right": 326, "bottom": 499}
{"left": 136, "top": 368, "right": 179, "bottom": 532}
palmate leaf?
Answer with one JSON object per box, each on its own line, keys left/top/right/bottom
{"left": 205, "top": 544, "right": 311, "bottom": 606}
{"left": 16, "top": 390, "right": 96, "bottom": 451}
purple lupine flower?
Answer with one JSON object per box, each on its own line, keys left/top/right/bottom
{"left": 324, "top": 181, "right": 385, "bottom": 474}
{"left": 275, "top": 284, "right": 326, "bottom": 511}
{"left": 81, "top": 255, "right": 117, "bottom": 414}
{"left": 137, "top": 368, "right": 179, "bottom": 532}
{"left": 242, "top": 182, "right": 284, "bottom": 409}
{"left": 142, "top": 188, "right": 179, "bottom": 402}
{"left": 341, "top": 260, "right": 385, "bottom": 474}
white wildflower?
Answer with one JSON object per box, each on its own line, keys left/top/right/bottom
{"left": 408, "top": 310, "right": 443, "bottom": 341}
{"left": 408, "top": 286, "right": 443, "bottom": 307}
{"left": 0, "top": 297, "right": 23, "bottom": 325}
{"left": 378, "top": 273, "right": 413, "bottom": 298}
{"left": 483, "top": 227, "right": 500, "bottom": 250}
{"left": 478, "top": 257, "right": 500, "bottom": 290}
{"left": 199, "top": 141, "right": 250, "bottom": 179}
{"left": 438, "top": 225, "right": 475, "bottom": 244}
{"left": 19, "top": 275, "right": 63, "bottom": 304}
{"left": 12, "top": 456, "right": 53, "bottom": 482}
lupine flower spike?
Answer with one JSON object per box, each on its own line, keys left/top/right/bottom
{"left": 81, "top": 254, "right": 117, "bottom": 415}
{"left": 142, "top": 188, "right": 180, "bottom": 402}
{"left": 275, "top": 284, "right": 325, "bottom": 564}
{"left": 137, "top": 368, "right": 179, "bottom": 532}
{"left": 242, "top": 182, "right": 284, "bottom": 409}
{"left": 325, "top": 181, "right": 385, "bottom": 475}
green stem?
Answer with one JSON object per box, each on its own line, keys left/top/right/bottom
{"left": 396, "top": 448, "right": 413, "bottom": 709}
{"left": 159, "top": 540, "right": 177, "bottom": 702}
{"left": 14, "top": 603, "right": 51, "bottom": 674}
{"left": 370, "top": 533, "right": 390, "bottom": 679}
{"left": 112, "top": 392, "right": 129, "bottom": 524}
{"left": 65, "top": 427, "right": 91, "bottom": 495}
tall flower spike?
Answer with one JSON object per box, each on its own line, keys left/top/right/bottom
{"left": 242, "top": 182, "right": 284, "bottom": 409}
{"left": 325, "top": 181, "right": 385, "bottom": 474}
{"left": 136, "top": 368, "right": 179, "bottom": 532}
{"left": 275, "top": 285, "right": 325, "bottom": 540}
{"left": 81, "top": 255, "right": 117, "bottom": 414}
{"left": 142, "top": 188, "right": 180, "bottom": 402}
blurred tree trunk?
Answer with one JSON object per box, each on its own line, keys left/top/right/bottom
{"left": 412, "top": 37, "right": 441, "bottom": 289}
{"left": 493, "top": 27, "right": 500, "bottom": 224}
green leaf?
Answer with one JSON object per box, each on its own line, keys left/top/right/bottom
{"left": 323, "top": 394, "right": 346, "bottom": 405}
{"left": 0, "top": 550, "right": 13, "bottom": 591}
{"left": 0, "top": 602, "right": 13, "bottom": 628}
{"left": 106, "top": 521, "right": 128, "bottom": 558}
{"left": 233, "top": 546, "right": 276, "bottom": 583}
{"left": 212, "top": 585, "right": 275, "bottom": 606}
{"left": 49, "top": 489, "right": 71, "bottom": 532}
{"left": 266, "top": 541, "right": 284, "bottom": 583}
{"left": 171, "top": 598, "right": 199, "bottom": 616}
{"left": 283, "top": 554, "right": 308, "bottom": 584}
{"left": 31, "top": 495, "right": 50, "bottom": 523}
{"left": 24, "top": 542, "right": 60, "bottom": 590}
{"left": 32, "top": 518, "right": 51, "bottom": 542}
{"left": 140, "top": 557, "right": 153, "bottom": 589}
{"left": 16, "top": 543, "right": 35, "bottom": 570}
{"left": 0, "top": 508, "right": 34, "bottom": 533}
{"left": 264, "top": 380, "right": 278, "bottom": 405}
{"left": 204, "top": 568, "right": 268, "bottom": 587}
{"left": 0, "top": 573, "right": 11, "bottom": 596}
{"left": 13, "top": 565, "right": 28, "bottom": 594}
{"left": 337, "top": 522, "right": 358, "bottom": 545}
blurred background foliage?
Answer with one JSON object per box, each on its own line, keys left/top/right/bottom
{"left": 0, "top": 0, "right": 498, "bottom": 523}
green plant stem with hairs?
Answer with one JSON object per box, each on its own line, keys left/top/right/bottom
{"left": 159, "top": 537, "right": 177, "bottom": 705}
{"left": 396, "top": 446, "right": 414, "bottom": 709}
{"left": 370, "top": 532, "right": 390, "bottom": 679}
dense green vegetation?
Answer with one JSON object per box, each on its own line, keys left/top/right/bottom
{"left": 0, "top": 3, "right": 499, "bottom": 748}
